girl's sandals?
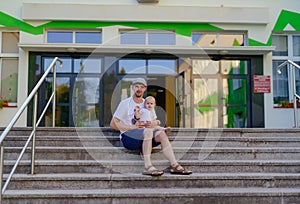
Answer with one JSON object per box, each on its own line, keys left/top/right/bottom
{"left": 170, "top": 164, "right": 192, "bottom": 175}
{"left": 142, "top": 166, "right": 164, "bottom": 176}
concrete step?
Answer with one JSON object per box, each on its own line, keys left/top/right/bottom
{"left": 2, "top": 127, "right": 300, "bottom": 203}
{"left": 6, "top": 173, "right": 300, "bottom": 190}
{"left": 2, "top": 187, "right": 300, "bottom": 204}
{"left": 3, "top": 160, "right": 300, "bottom": 174}
{"left": 3, "top": 127, "right": 300, "bottom": 137}
{"left": 4, "top": 135, "right": 300, "bottom": 148}
{"left": 4, "top": 146, "right": 300, "bottom": 161}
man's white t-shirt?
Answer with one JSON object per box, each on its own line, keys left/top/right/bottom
{"left": 113, "top": 97, "right": 145, "bottom": 134}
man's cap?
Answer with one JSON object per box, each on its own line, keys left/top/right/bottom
{"left": 132, "top": 78, "right": 147, "bottom": 86}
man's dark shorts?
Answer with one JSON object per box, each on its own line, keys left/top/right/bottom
{"left": 121, "top": 129, "right": 160, "bottom": 150}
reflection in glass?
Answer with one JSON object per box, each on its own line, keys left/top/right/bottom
{"left": 226, "top": 106, "right": 247, "bottom": 128}
{"left": 1, "top": 58, "right": 18, "bottom": 102}
{"left": 45, "top": 77, "right": 70, "bottom": 103}
{"left": 272, "top": 61, "right": 289, "bottom": 106}
{"left": 148, "top": 33, "right": 175, "bottom": 45}
{"left": 74, "top": 78, "right": 100, "bottom": 104}
{"left": 45, "top": 106, "right": 69, "bottom": 127}
{"left": 148, "top": 59, "right": 176, "bottom": 74}
{"left": 193, "top": 34, "right": 217, "bottom": 46}
{"left": 193, "top": 78, "right": 218, "bottom": 128}
{"left": 119, "top": 59, "right": 146, "bottom": 74}
{"left": 73, "top": 78, "right": 100, "bottom": 127}
{"left": 74, "top": 58, "right": 102, "bottom": 73}
{"left": 192, "top": 59, "right": 248, "bottom": 128}
{"left": 192, "top": 60, "right": 219, "bottom": 75}
{"left": 272, "top": 35, "right": 288, "bottom": 56}
{"left": 218, "top": 35, "right": 244, "bottom": 46}
{"left": 296, "top": 62, "right": 300, "bottom": 96}
{"left": 75, "top": 32, "right": 102, "bottom": 44}
{"left": 293, "top": 36, "right": 300, "bottom": 56}
{"left": 73, "top": 105, "right": 99, "bottom": 127}
{"left": 120, "top": 32, "right": 146, "bottom": 44}
{"left": 57, "top": 78, "right": 70, "bottom": 103}
{"left": 192, "top": 33, "right": 244, "bottom": 46}
{"left": 44, "top": 57, "right": 72, "bottom": 73}
{"left": 120, "top": 78, "right": 136, "bottom": 100}
{"left": 194, "top": 78, "right": 218, "bottom": 105}
{"left": 56, "top": 106, "right": 69, "bottom": 127}
{"left": 47, "top": 32, "right": 73, "bottom": 43}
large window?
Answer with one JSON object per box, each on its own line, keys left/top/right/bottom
{"left": 118, "top": 58, "right": 177, "bottom": 75}
{"left": 120, "top": 30, "right": 175, "bottom": 45}
{"left": 46, "top": 30, "right": 102, "bottom": 44}
{"left": 272, "top": 34, "right": 300, "bottom": 108}
{"left": 29, "top": 55, "right": 103, "bottom": 127}
{"left": 0, "top": 31, "right": 19, "bottom": 103}
{"left": 192, "top": 31, "right": 245, "bottom": 46}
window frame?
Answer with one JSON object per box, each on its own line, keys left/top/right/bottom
{"left": 45, "top": 29, "right": 102, "bottom": 44}
{"left": 192, "top": 30, "right": 247, "bottom": 46}
{"left": 272, "top": 33, "right": 300, "bottom": 107}
{"left": 0, "top": 30, "right": 19, "bottom": 103}
{"left": 119, "top": 29, "right": 176, "bottom": 45}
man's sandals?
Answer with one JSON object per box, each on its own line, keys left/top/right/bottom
{"left": 142, "top": 166, "right": 164, "bottom": 176}
{"left": 170, "top": 164, "right": 192, "bottom": 175}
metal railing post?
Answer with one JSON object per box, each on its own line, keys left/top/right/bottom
{"left": 52, "top": 65, "right": 57, "bottom": 127}
{"left": 0, "top": 145, "right": 4, "bottom": 202}
{"left": 31, "top": 93, "right": 38, "bottom": 174}
{"left": 291, "top": 64, "right": 299, "bottom": 128}
{"left": 0, "top": 57, "right": 62, "bottom": 202}
{"left": 277, "top": 60, "right": 300, "bottom": 128}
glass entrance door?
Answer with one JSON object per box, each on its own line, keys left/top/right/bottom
{"left": 192, "top": 59, "right": 250, "bottom": 128}
{"left": 41, "top": 56, "right": 102, "bottom": 127}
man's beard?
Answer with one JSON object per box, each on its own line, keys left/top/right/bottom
{"left": 134, "top": 92, "right": 143, "bottom": 98}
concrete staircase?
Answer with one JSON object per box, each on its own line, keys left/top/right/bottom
{"left": 1, "top": 127, "right": 300, "bottom": 204}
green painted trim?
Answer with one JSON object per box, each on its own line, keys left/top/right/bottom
{"left": 273, "top": 10, "right": 300, "bottom": 31}
{"left": 1, "top": 9, "right": 300, "bottom": 46}
{"left": 0, "top": 12, "right": 42, "bottom": 34}
{"left": 0, "top": 11, "right": 221, "bottom": 36}
{"left": 249, "top": 36, "right": 272, "bottom": 46}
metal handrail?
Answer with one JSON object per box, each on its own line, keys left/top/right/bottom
{"left": 0, "top": 57, "right": 63, "bottom": 202}
{"left": 277, "top": 60, "right": 300, "bottom": 128}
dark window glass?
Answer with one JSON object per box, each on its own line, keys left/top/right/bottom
{"left": 43, "top": 57, "right": 72, "bottom": 73}
{"left": 119, "top": 59, "right": 146, "bottom": 74}
{"left": 76, "top": 32, "right": 102, "bottom": 44}
{"left": 74, "top": 58, "right": 102, "bottom": 73}
{"left": 148, "top": 59, "right": 176, "bottom": 74}
{"left": 120, "top": 32, "right": 146, "bottom": 44}
{"left": 148, "top": 33, "right": 175, "bottom": 45}
{"left": 192, "top": 33, "right": 202, "bottom": 45}
{"left": 47, "top": 32, "right": 73, "bottom": 43}
{"left": 272, "top": 35, "right": 288, "bottom": 56}
{"left": 293, "top": 36, "right": 300, "bottom": 56}
{"left": 273, "top": 60, "right": 289, "bottom": 106}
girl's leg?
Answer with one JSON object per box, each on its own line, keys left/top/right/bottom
{"left": 142, "top": 128, "right": 154, "bottom": 169}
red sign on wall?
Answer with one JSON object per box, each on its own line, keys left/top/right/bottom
{"left": 253, "top": 75, "right": 271, "bottom": 93}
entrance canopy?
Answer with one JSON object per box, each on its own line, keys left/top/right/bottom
{"left": 20, "top": 44, "right": 274, "bottom": 55}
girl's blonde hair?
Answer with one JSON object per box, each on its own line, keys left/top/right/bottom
{"left": 144, "top": 96, "right": 156, "bottom": 105}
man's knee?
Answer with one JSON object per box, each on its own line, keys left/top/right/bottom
{"left": 143, "top": 128, "right": 153, "bottom": 140}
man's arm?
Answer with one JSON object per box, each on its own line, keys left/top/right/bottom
{"left": 110, "top": 117, "right": 138, "bottom": 131}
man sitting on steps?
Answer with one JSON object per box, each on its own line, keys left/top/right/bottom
{"left": 110, "top": 78, "right": 192, "bottom": 176}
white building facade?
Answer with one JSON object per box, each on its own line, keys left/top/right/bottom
{"left": 0, "top": 0, "right": 300, "bottom": 128}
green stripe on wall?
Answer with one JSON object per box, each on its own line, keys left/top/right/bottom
{"left": 273, "top": 10, "right": 300, "bottom": 31}
{"left": 1, "top": 9, "right": 300, "bottom": 46}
